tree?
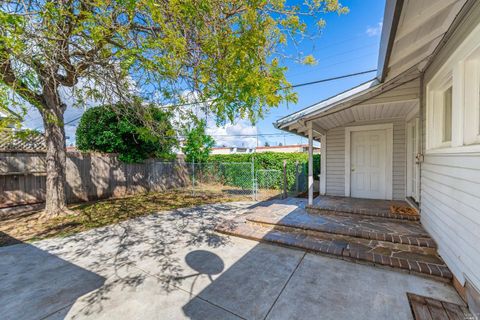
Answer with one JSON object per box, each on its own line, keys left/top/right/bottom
{"left": 182, "top": 118, "right": 214, "bottom": 163}
{"left": 76, "top": 104, "right": 176, "bottom": 163}
{"left": 0, "top": 1, "right": 347, "bottom": 217}
{"left": 264, "top": 141, "right": 270, "bottom": 147}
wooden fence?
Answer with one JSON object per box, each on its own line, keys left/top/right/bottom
{"left": 0, "top": 152, "right": 190, "bottom": 208}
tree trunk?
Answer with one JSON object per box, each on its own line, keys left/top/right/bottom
{"left": 41, "top": 84, "right": 69, "bottom": 218}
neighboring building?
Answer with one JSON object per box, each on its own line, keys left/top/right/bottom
{"left": 275, "top": 0, "right": 480, "bottom": 314}
{"left": 210, "top": 144, "right": 320, "bottom": 155}
{"left": 210, "top": 147, "right": 255, "bottom": 155}
{"left": 256, "top": 144, "right": 320, "bottom": 154}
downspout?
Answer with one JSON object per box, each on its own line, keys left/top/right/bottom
{"left": 418, "top": 74, "right": 424, "bottom": 207}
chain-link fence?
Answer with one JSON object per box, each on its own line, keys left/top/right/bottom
{"left": 187, "top": 162, "right": 256, "bottom": 200}
{"left": 184, "top": 160, "right": 312, "bottom": 201}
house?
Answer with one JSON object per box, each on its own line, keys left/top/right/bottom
{"left": 275, "top": 0, "right": 480, "bottom": 314}
{"left": 210, "top": 147, "right": 255, "bottom": 154}
{"left": 210, "top": 144, "right": 321, "bottom": 155}
{"left": 256, "top": 144, "right": 321, "bottom": 154}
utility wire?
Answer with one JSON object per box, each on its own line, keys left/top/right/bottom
{"left": 288, "top": 69, "right": 376, "bottom": 89}
{"left": 55, "top": 68, "right": 376, "bottom": 128}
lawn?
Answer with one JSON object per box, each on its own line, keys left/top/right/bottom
{"left": 0, "top": 188, "right": 247, "bottom": 247}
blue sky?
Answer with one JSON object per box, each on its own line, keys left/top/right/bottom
{"left": 255, "top": 0, "right": 386, "bottom": 147}
{"left": 22, "top": 0, "right": 386, "bottom": 147}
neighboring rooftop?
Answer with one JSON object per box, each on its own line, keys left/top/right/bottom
{"left": 0, "top": 130, "right": 46, "bottom": 152}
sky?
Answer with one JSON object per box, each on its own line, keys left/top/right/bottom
{"left": 21, "top": 0, "right": 386, "bottom": 148}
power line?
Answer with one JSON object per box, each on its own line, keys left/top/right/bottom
{"left": 152, "top": 68, "right": 378, "bottom": 109}
{"left": 288, "top": 52, "right": 379, "bottom": 78}
{"left": 54, "top": 68, "right": 377, "bottom": 127}
{"left": 288, "top": 69, "right": 376, "bottom": 89}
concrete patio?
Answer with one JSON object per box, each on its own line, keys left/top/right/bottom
{"left": 0, "top": 200, "right": 465, "bottom": 320}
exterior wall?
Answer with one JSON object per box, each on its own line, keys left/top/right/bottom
{"left": 325, "top": 118, "right": 406, "bottom": 200}
{"left": 421, "top": 1, "right": 480, "bottom": 296}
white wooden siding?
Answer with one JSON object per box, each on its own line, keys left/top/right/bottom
{"left": 420, "top": 154, "right": 480, "bottom": 288}
{"left": 326, "top": 126, "right": 345, "bottom": 196}
{"left": 421, "top": 1, "right": 480, "bottom": 290}
{"left": 366, "top": 78, "right": 420, "bottom": 105}
{"left": 325, "top": 118, "right": 406, "bottom": 200}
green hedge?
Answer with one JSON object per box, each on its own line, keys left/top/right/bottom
{"left": 207, "top": 152, "right": 320, "bottom": 190}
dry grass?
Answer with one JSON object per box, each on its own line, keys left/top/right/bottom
{"left": 0, "top": 188, "right": 247, "bottom": 247}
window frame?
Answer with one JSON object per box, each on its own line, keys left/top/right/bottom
{"left": 464, "top": 50, "right": 480, "bottom": 145}
{"left": 426, "top": 23, "right": 480, "bottom": 154}
{"left": 426, "top": 74, "right": 453, "bottom": 150}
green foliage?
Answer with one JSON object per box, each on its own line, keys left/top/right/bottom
{"left": 182, "top": 118, "right": 215, "bottom": 163}
{"left": 76, "top": 104, "right": 177, "bottom": 163}
{"left": 0, "top": 0, "right": 348, "bottom": 126}
{"left": 208, "top": 152, "right": 321, "bottom": 190}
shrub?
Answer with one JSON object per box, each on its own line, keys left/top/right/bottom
{"left": 76, "top": 104, "right": 177, "bottom": 163}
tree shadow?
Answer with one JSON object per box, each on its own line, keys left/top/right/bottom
{"left": 0, "top": 232, "right": 106, "bottom": 320}
{"left": 2, "top": 200, "right": 304, "bottom": 319}
{"left": 17, "top": 202, "right": 247, "bottom": 318}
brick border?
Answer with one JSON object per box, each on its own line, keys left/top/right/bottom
{"left": 215, "top": 221, "right": 452, "bottom": 281}
{"left": 247, "top": 215, "right": 437, "bottom": 248}
{"left": 306, "top": 205, "right": 420, "bottom": 221}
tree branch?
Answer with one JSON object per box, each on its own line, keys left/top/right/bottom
{"left": 0, "top": 54, "right": 45, "bottom": 108}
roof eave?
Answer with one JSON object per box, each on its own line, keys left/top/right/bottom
{"left": 274, "top": 78, "right": 379, "bottom": 130}
{"left": 376, "top": 0, "right": 404, "bottom": 82}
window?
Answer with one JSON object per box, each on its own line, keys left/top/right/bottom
{"left": 426, "top": 22, "right": 480, "bottom": 153}
{"left": 426, "top": 77, "right": 452, "bottom": 149}
{"left": 443, "top": 86, "right": 452, "bottom": 143}
{"left": 464, "top": 49, "right": 480, "bottom": 145}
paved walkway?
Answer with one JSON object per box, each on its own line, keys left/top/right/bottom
{"left": 0, "top": 200, "right": 464, "bottom": 320}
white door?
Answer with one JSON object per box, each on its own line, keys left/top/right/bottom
{"left": 350, "top": 130, "right": 387, "bottom": 199}
{"left": 407, "top": 118, "right": 420, "bottom": 202}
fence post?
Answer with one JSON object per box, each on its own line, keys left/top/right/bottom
{"left": 282, "top": 160, "right": 287, "bottom": 199}
{"left": 295, "top": 160, "right": 299, "bottom": 194}
{"left": 191, "top": 157, "right": 195, "bottom": 196}
{"left": 251, "top": 157, "right": 256, "bottom": 201}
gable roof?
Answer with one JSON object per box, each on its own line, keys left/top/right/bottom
{"left": 274, "top": 79, "right": 379, "bottom": 129}
{"left": 274, "top": 0, "right": 471, "bottom": 134}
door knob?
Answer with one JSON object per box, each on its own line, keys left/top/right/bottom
{"left": 351, "top": 167, "right": 355, "bottom": 172}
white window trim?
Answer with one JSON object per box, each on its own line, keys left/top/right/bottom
{"left": 426, "top": 22, "right": 480, "bottom": 154}
{"left": 344, "top": 123, "right": 393, "bottom": 200}
{"left": 464, "top": 52, "right": 480, "bottom": 145}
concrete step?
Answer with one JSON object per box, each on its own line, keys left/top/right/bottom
{"left": 247, "top": 210, "right": 435, "bottom": 248}
{"left": 306, "top": 204, "right": 420, "bottom": 221}
{"left": 215, "top": 219, "right": 452, "bottom": 281}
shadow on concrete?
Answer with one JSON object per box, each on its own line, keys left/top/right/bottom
{"left": 181, "top": 243, "right": 305, "bottom": 320}
{"left": 0, "top": 232, "right": 106, "bottom": 320}
{"left": 180, "top": 202, "right": 308, "bottom": 320}
{"left": 1, "top": 200, "right": 305, "bottom": 319}
{"left": 18, "top": 203, "right": 243, "bottom": 319}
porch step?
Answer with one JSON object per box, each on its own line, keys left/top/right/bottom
{"left": 306, "top": 205, "right": 420, "bottom": 221}
{"left": 215, "top": 218, "right": 452, "bottom": 281}
{"left": 306, "top": 196, "right": 420, "bottom": 221}
{"left": 247, "top": 204, "right": 435, "bottom": 248}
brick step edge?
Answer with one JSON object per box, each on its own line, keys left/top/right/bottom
{"left": 306, "top": 205, "right": 420, "bottom": 221}
{"left": 246, "top": 216, "right": 436, "bottom": 249}
{"left": 215, "top": 222, "right": 452, "bottom": 281}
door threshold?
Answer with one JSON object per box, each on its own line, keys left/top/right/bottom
{"left": 405, "top": 197, "right": 420, "bottom": 211}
